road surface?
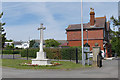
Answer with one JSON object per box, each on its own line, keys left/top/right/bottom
{"left": 1, "top": 59, "right": 118, "bottom": 78}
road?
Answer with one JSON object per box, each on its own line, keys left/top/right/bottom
{"left": 1, "top": 59, "right": 118, "bottom": 78}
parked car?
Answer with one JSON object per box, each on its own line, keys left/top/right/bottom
{"left": 88, "top": 50, "right": 105, "bottom": 58}
{"left": 89, "top": 53, "right": 93, "bottom": 58}
{"left": 101, "top": 50, "right": 105, "bottom": 58}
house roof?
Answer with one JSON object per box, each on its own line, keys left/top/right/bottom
{"left": 13, "top": 41, "right": 22, "bottom": 45}
{"left": 13, "top": 41, "right": 28, "bottom": 45}
{"left": 66, "top": 16, "right": 108, "bottom": 31}
{"left": 56, "top": 40, "right": 67, "bottom": 44}
{"left": 59, "top": 43, "right": 68, "bottom": 47}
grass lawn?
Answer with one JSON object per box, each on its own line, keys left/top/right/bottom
{"left": 2, "top": 59, "right": 91, "bottom": 70}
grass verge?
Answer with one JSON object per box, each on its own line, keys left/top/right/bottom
{"left": 2, "top": 59, "right": 91, "bottom": 70}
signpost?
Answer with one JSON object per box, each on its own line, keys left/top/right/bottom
{"left": 84, "top": 43, "right": 90, "bottom": 65}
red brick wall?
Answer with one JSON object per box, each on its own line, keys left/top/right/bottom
{"left": 67, "top": 29, "right": 104, "bottom": 40}
{"left": 68, "top": 40, "right": 104, "bottom": 50}
{"left": 67, "top": 29, "right": 104, "bottom": 50}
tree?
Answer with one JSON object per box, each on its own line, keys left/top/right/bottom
{"left": 5, "top": 43, "right": 14, "bottom": 50}
{"left": 45, "top": 39, "right": 61, "bottom": 47}
{"left": 0, "top": 12, "right": 6, "bottom": 48}
{"left": 5, "top": 39, "right": 13, "bottom": 42}
{"left": 29, "top": 40, "right": 36, "bottom": 48}
{"left": 110, "top": 16, "right": 120, "bottom": 56}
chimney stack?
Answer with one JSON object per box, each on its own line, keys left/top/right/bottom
{"left": 90, "top": 8, "right": 95, "bottom": 26}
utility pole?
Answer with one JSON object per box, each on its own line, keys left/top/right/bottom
{"left": 81, "top": 0, "right": 85, "bottom": 66}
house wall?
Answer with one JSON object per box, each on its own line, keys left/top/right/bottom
{"left": 67, "top": 29, "right": 104, "bottom": 40}
{"left": 14, "top": 45, "right": 22, "bottom": 48}
{"left": 68, "top": 40, "right": 103, "bottom": 50}
{"left": 67, "top": 29, "right": 104, "bottom": 50}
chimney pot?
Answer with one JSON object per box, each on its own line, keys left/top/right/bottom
{"left": 90, "top": 8, "right": 95, "bottom": 26}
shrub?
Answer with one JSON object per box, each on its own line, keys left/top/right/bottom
{"left": 61, "top": 46, "right": 82, "bottom": 60}
{"left": 3, "top": 50, "right": 13, "bottom": 54}
{"left": 21, "top": 48, "right": 39, "bottom": 58}
{"left": 13, "top": 50, "right": 20, "bottom": 54}
{"left": 20, "top": 47, "right": 82, "bottom": 60}
{"left": 20, "top": 48, "right": 61, "bottom": 59}
{"left": 44, "top": 48, "right": 61, "bottom": 59}
{"left": 3, "top": 50, "right": 20, "bottom": 54}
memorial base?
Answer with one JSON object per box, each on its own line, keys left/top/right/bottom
{"left": 32, "top": 59, "right": 52, "bottom": 65}
{"left": 31, "top": 51, "right": 52, "bottom": 65}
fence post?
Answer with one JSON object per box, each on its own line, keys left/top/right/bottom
{"left": 70, "top": 51, "right": 71, "bottom": 61}
{"left": 27, "top": 48, "right": 28, "bottom": 60}
{"left": 76, "top": 48, "right": 78, "bottom": 64}
{"left": 13, "top": 49, "right": 14, "bottom": 59}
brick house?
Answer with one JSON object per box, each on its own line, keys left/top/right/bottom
{"left": 66, "top": 8, "right": 111, "bottom": 57}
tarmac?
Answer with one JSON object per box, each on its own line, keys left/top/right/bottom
{"left": 1, "top": 58, "right": 119, "bottom": 78}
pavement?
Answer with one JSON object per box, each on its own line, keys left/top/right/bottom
{"left": 1, "top": 54, "right": 21, "bottom": 59}
{"left": 1, "top": 59, "right": 118, "bottom": 78}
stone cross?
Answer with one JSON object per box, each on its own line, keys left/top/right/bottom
{"left": 38, "top": 23, "right": 46, "bottom": 53}
{"left": 32, "top": 23, "right": 51, "bottom": 65}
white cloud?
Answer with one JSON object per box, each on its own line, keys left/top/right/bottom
{"left": 2, "top": 2, "right": 118, "bottom": 41}
{"left": 3, "top": 2, "right": 67, "bottom": 41}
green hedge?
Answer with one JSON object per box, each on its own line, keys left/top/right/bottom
{"left": 21, "top": 48, "right": 39, "bottom": 58}
{"left": 3, "top": 50, "right": 20, "bottom": 54}
{"left": 61, "top": 47, "right": 82, "bottom": 60}
{"left": 20, "top": 47, "right": 82, "bottom": 60}
{"left": 2, "top": 47, "right": 82, "bottom": 60}
{"left": 20, "top": 48, "right": 61, "bottom": 59}
{"left": 44, "top": 48, "right": 61, "bottom": 59}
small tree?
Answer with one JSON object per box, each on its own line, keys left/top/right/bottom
{"left": 110, "top": 16, "right": 120, "bottom": 56}
{"left": 45, "top": 39, "right": 61, "bottom": 47}
{"left": 0, "top": 12, "right": 6, "bottom": 48}
{"left": 29, "top": 40, "right": 36, "bottom": 48}
{"left": 5, "top": 43, "right": 14, "bottom": 50}
{"left": 5, "top": 39, "right": 13, "bottom": 42}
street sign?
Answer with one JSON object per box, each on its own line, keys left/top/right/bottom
{"left": 84, "top": 47, "right": 90, "bottom": 52}
{"left": 84, "top": 43, "right": 90, "bottom": 52}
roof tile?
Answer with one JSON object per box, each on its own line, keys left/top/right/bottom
{"left": 66, "top": 17, "right": 107, "bottom": 30}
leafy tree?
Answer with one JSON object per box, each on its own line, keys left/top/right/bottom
{"left": 5, "top": 39, "right": 13, "bottom": 42}
{"left": 5, "top": 43, "right": 14, "bottom": 50}
{"left": 45, "top": 39, "right": 61, "bottom": 47}
{"left": 0, "top": 12, "right": 6, "bottom": 48}
{"left": 29, "top": 40, "right": 36, "bottom": 48}
{"left": 110, "top": 16, "right": 120, "bottom": 56}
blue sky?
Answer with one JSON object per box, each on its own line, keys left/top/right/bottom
{"left": 2, "top": 2, "right": 118, "bottom": 41}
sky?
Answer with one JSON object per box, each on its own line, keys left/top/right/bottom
{"left": 2, "top": 2, "right": 118, "bottom": 41}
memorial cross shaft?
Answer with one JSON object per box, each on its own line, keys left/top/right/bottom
{"left": 38, "top": 23, "right": 46, "bottom": 53}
